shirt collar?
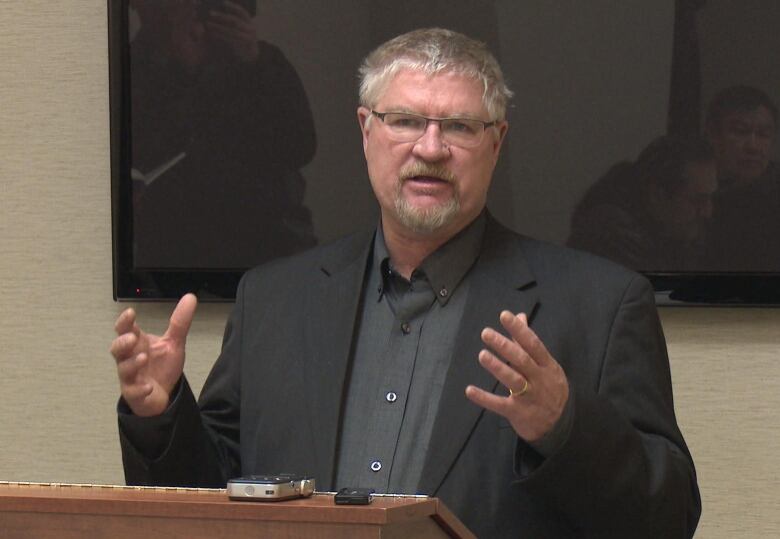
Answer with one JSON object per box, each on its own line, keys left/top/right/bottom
{"left": 372, "top": 212, "right": 486, "bottom": 305}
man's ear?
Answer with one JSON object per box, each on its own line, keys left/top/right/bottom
{"left": 491, "top": 121, "right": 509, "bottom": 162}
{"left": 357, "top": 106, "right": 372, "bottom": 152}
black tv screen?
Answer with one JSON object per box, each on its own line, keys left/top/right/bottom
{"left": 109, "top": 0, "right": 780, "bottom": 304}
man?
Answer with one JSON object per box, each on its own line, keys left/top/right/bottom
{"left": 112, "top": 28, "right": 700, "bottom": 537}
{"left": 705, "top": 85, "right": 777, "bottom": 187}
{"left": 704, "top": 85, "right": 780, "bottom": 271}
{"left": 568, "top": 135, "right": 717, "bottom": 272}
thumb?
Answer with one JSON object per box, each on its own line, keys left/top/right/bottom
{"left": 165, "top": 293, "right": 198, "bottom": 343}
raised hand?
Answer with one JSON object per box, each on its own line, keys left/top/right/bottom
{"left": 110, "top": 294, "right": 198, "bottom": 417}
{"left": 465, "top": 310, "right": 569, "bottom": 443}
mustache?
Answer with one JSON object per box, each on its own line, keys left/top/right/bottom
{"left": 399, "top": 162, "right": 457, "bottom": 183}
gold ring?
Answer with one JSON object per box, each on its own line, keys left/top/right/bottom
{"left": 509, "top": 379, "right": 529, "bottom": 397}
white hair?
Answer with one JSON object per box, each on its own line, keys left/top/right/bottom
{"left": 359, "top": 28, "right": 513, "bottom": 120}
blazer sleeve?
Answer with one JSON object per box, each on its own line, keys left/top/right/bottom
{"left": 515, "top": 274, "right": 701, "bottom": 538}
{"left": 118, "top": 279, "right": 247, "bottom": 488}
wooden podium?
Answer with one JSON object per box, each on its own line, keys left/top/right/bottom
{"left": 0, "top": 482, "right": 475, "bottom": 539}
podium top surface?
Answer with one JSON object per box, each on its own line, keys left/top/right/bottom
{"left": 0, "top": 482, "right": 435, "bottom": 524}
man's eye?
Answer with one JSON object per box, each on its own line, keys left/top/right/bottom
{"left": 388, "top": 116, "right": 424, "bottom": 129}
{"left": 445, "top": 121, "right": 478, "bottom": 134}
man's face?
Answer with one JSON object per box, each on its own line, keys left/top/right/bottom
{"left": 357, "top": 70, "right": 507, "bottom": 240}
{"left": 708, "top": 106, "right": 776, "bottom": 183}
{"left": 652, "top": 160, "right": 718, "bottom": 243}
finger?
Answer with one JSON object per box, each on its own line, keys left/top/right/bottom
{"left": 207, "top": 7, "right": 255, "bottom": 37}
{"left": 207, "top": 23, "right": 252, "bottom": 44}
{"left": 465, "top": 385, "right": 513, "bottom": 418}
{"left": 221, "top": 0, "right": 252, "bottom": 19}
{"left": 114, "top": 308, "right": 136, "bottom": 335}
{"left": 165, "top": 293, "right": 197, "bottom": 343}
{"left": 207, "top": 24, "right": 256, "bottom": 51}
{"left": 116, "top": 351, "right": 146, "bottom": 384}
{"left": 499, "top": 310, "right": 552, "bottom": 367}
{"left": 478, "top": 349, "right": 528, "bottom": 395}
{"left": 122, "top": 380, "right": 154, "bottom": 404}
{"left": 480, "top": 326, "right": 538, "bottom": 377}
{"left": 110, "top": 332, "right": 138, "bottom": 361}
{"left": 208, "top": 10, "right": 252, "bottom": 29}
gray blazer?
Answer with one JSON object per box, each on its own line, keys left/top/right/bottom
{"left": 120, "top": 215, "right": 700, "bottom": 538}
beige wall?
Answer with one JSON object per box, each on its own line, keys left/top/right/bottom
{"left": 0, "top": 2, "right": 777, "bottom": 536}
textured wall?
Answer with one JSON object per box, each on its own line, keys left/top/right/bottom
{"left": 0, "top": 2, "right": 778, "bottom": 536}
{"left": 661, "top": 308, "right": 780, "bottom": 537}
{"left": 0, "top": 0, "right": 231, "bottom": 486}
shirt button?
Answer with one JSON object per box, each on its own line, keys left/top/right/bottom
{"left": 370, "top": 461, "right": 382, "bottom": 472}
{"left": 401, "top": 322, "right": 411, "bottom": 334}
{"left": 439, "top": 287, "right": 448, "bottom": 298}
{"left": 386, "top": 391, "right": 398, "bottom": 403}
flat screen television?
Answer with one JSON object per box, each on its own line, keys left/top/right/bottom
{"left": 109, "top": 0, "right": 780, "bottom": 304}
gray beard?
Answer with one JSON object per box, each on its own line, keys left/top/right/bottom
{"left": 393, "top": 186, "right": 460, "bottom": 234}
{"left": 393, "top": 161, "right": 460, "bottom": 234}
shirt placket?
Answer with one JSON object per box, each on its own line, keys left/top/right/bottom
{"left": 364, "top": 272, "right": 435, "bottom": 489}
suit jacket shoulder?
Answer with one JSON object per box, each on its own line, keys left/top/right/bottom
{"left": 239, "top": 229, "right": 374, "bottom": 296}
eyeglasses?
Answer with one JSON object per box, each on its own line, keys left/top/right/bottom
{"left": 371, "top": 110, "right": 498, "bottom": 148}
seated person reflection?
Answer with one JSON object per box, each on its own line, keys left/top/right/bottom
{"left": 129, "top": 0, "right": 317, "bottom": 270}
{"left": 568, "top": 135, "right": 717, "bottom": 271}
{"left": 112, "top": 28, "right": 700, "bottom": 538}
{"left": 704, "top": 85, "right": 780, "bottom": 271}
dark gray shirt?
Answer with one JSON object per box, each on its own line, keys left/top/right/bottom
{"left": 334, "top": 215, "right": 485, "bottom": 493}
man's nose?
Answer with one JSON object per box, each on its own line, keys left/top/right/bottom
{"left": 412, "top": 122, "right": 450, "bottom": 160}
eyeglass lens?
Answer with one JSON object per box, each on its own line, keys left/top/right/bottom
{"left": 381, "top": 113, "right": 488, "bottom": 147}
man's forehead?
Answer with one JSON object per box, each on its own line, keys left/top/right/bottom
{"left": 722, "top": 106, "right": 776, "bottom": 129}
{"left": 381, "top": 68, "right": 482, "bottom": 90}
{"left": 375, "top": 69, "right": 487, "bottom": 114}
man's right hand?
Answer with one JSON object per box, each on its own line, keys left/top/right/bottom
{"left": 110, "top": 294, "right": 198, "bottom": 417}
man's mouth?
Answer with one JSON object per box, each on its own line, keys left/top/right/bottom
{"left": 407, "top": 175, "right": 449, "bottom": 183}
{"left": 399, "top": 162, "right": 456, "bottom": 184}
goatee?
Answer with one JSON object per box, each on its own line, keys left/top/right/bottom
{"left": 394, "top": 162, "right": 460, "bottom": 234}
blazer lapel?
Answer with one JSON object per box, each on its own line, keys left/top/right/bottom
{"left": 419, "top": 221, "right": 539, "bottom": 495}
{"left": 302, "top": 231, "right": 373, "bottom": 489}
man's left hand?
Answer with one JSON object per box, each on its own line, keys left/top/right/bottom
{"left": 465, "top": 310, "right": 569, "bottom": 443}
